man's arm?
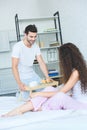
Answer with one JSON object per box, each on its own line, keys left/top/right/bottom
{"left": 12, "top": 57, "right": 26, "bottom": 91}
{"left": 36, "top": 55, "right": 53, "bottom": 82}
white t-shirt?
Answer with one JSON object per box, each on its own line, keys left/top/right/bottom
{"left": 12, "top": 41, "right": 41, "bottom": 79}
{"left": 72, "top": 81, "right": 87, "bottom": 103}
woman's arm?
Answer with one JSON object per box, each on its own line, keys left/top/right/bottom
{"left": 30, "top": 91, "right": 58, "bottom": 98}
{"left": 59, "top": 69, "right": 79, "bottom": 93}
{"left": 30, "top": 69, "right": 79, "bottom": 98}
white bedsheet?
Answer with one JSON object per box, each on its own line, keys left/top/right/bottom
{"left": 0, "top": 96, "right": 87, "bottom": 130}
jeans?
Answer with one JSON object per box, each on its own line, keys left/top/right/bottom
{"left": 16, "top": 73, "right": 42, "bottom": 101}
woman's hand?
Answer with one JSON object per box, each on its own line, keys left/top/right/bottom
{"left": 30, "top": 92, "right": 40, "bottom": 98}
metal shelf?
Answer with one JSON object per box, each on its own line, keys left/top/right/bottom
{"left": 15, "top": 11, "right": 63, "bottom": 44}
{"left": 18, "top": 16, "right": 58, "bottom": 22}
{"left": 14, "top": 11, "right": 63, "bottom": 80}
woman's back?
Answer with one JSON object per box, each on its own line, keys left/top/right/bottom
{"left": 72, "top": 81, "right": 87, "bottom": 103}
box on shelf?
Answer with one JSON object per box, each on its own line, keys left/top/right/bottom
{"left": 48, "top": 69, "right": 59, "bottom": 77}
{"left": 50, "top": 42, "right": 59, "bottom": 47}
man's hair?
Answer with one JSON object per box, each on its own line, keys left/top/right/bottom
{"left": 24, "top": 24, "right": 37, "bottom": 34}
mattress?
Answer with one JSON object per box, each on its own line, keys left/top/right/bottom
{"left": 0, "top": 96, "right": 87, "bottom": 130}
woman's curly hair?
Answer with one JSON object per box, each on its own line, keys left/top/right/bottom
{"left": 59, "top": 42, "right": 87, "bottom": 93}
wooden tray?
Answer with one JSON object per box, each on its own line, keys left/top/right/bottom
{"left": 25, "top": 81, "right": 58, "bottom": 92}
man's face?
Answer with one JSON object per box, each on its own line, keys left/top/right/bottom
{"left": 25, "top": 32, "right": 37, "bottom": 46}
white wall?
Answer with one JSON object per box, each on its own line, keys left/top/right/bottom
{"left": 37, "top": 0, "right": 87, "bottom": 60}
{"left": 0, "top": 0, "right": 87, "bottom": 69}
{"left": 0, "top": 0, "right": 41, "bottom": 68}
{"left": 0, "top": 0, "right": 40, "bottom": 30}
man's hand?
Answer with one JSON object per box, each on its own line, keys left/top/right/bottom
{"left": 42, "top": 77, "right": 54, "bottom": 83}
{"left": 18, "top": 82, "right": 26, "bottom": 91}
{"left": 46, "top": 77, "right": 54, "bottom": 83}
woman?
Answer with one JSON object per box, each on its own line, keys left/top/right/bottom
{"left": 1, "top": 42, "right": 87, "bottom": 117}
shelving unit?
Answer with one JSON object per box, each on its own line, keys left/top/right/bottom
{"left": 0, "top": 68, "right": 18, "bottom": 95}
{"left": 15, "top": 11, "right": 63, "bottom": 44}
{"left": 0, "top": 31, "right": 10, "bottom": 52}
{"left": 15, "top": 11, "right": 63, "bottom": 80}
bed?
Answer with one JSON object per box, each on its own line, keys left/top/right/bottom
{"left": 0, "top": 96, "right": 87, "bottom": 130}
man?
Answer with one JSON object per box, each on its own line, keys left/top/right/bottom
{"left": 12, "top": 24, "right": 52, "bottom": 100}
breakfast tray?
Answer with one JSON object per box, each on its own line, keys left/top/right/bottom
{"left": 25, "top": 81, "right": 58, "bottom": 93}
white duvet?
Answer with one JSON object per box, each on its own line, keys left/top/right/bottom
{"left": 0, "top": 96, "right": 87, "bottom": 130}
